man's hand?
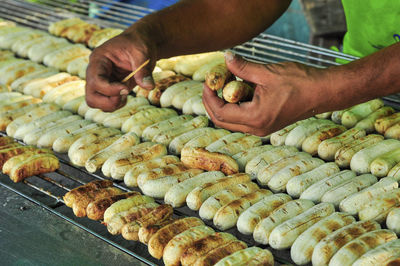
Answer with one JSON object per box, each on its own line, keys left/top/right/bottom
{"left": 85, "top": 28, "right": 156, "bottom": 112}
{"left": 203, "top": 52, "right": 329, "bottom": 136}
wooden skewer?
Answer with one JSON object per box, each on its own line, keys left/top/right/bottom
{"left": 121, "top": 59, "right": 150, "bottom": 83}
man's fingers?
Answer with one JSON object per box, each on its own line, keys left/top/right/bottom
{"left": 85, "top": 88, "right": 124, "bottom": 112}
{"left": 86, "top": 56, "right": 129, "bottom": 97}
{"left": 224, "top": 51, "right": 271, "bottom": 84}
{"left": 202, "top": 85, "right": 256, "bottom": 125}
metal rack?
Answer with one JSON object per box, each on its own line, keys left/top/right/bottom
{"left": 0, "top": 1, "right": 397, "bottom": 265}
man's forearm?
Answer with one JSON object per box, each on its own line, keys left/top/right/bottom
{"left": 128, "top": 0, "right": 291, "bottom": 59}
{"left": 314, "top": 42, "right": 400, "bottom": 113}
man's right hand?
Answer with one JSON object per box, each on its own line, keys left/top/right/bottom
{"left": 85, "top": 27, "right": 156, "bottom": 112}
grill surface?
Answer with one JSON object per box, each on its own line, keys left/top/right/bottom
{"left": 0, "top": 1, "right": 397, "bottom": 265}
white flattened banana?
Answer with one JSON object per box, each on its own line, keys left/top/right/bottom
{"left": 387, "top": 207, "right": 400, "bottom": 235}
{"left": 315, "top": 111, "right": 332, "bottom": 119}
{"left": 0, "top": 62, "right": 44, "bottom": 86}
{"left": 213, "top": 247, "right": 274, "bottom": 266}
{"left": 164, "top": 171, "right": 226, "bottom": 208}
{"left": 136, "top": 163, "right": 188, "bottom": 188}
{"left": 301, "top": 124, "right": 346, "bottom": 155}
{"left": 375, "top": 112, "right": 400, "bottom": 134}
{"left": 329, "top": 229, "right": 398, "bottom": 266}
{"left": 267, "top": 157, "right": 324, "bottom": 192}
{"left": 350, "top": 139, "right": 400, "bottom": 174}
{"left": 191, "top": 96, "right": 207, "bottom": 116}
{"left": 6, "top": 103, "right": 60, "bottom": 137}
{"left": 23, "top": 72, "right": 75, "bottom": 98}
{"left": 85, "top": 132, "right": 140, "bottom": 173}
{"left": 237, "top": 193, "right": 291, "bottom": 235}
{"left": 192, "top": 58, "right": 224, "bottom": 81}
{"left": 14, "top": 110, "right": 72, "bottom": 140}
{"left": 69, "top": 134, "right": 122, "bottom": 167}
{"left": 54, "top": 87, "right": 85, "bottom": 107}
{"left": 77, "top": 100, "right": 90, "bottom": 117}
{"left": 186, "top": 173, "right": 251, "bottom": 211}
{"left": 339, "top": 177, "right": 398, "bottom": 215}
{"left": 67, "top": 127, "right": 121, "bottom": 158}
{"left": 182, "top": 94, "right": 201, "bottom": 115}
{"left": 388, "top": 162, "right": 400, "bottom": 181}
{"left": 199, "top": 182, "right": 260, "bottom": 220}
{"left": 110, "top": 144, "right": 168, "bottom": 180}
{"left": 160, "top": 80, "right": 202, "bottom": 107}
{"left": 102, "top": 105, "right": 155, "bottom": 129}
{"left": 42, "top": 80, "right": 85, "bottom": 103}
{"left": 253, "top": 199, "right": 315, "bottom": 245}
{"left": 52, "top": 123, "right": 103, "bottom": 153}
{"left": 335, "top": 134, "right": 385, "bottom": 168}
{"left": 101, "top": 142, "right": 155, "bottom": 177}
{"left": 168, "top": 127, "right": 214, "bottom": 155}
{"left": 85, "top": 108, "right": 104, "bottom": 122}
{"left": 358, "top": 188, "right": 400, "bottom": 222}
{"left": 341, "top": 99, "right": 384, "bottom": 128}
{"left": 215, "top": 135, "right": 262, "bottom": 156}
{"left": 321, "top": 174, "right": 377, "bottom": 207}
{"left": 62, "top": 96, "right": 85, "bottom": 113}
{"left": 103, "top": 195, "right": 155, "bottom": 224}
{"left": 245, "top": 146, "right": 298, "bottom": 180}
{"left": 152, "top": 116, "right": 209, "bottom": 146}
{"left": 23, "top": 115, "right": 82, "bottom": 146}
{"left": 352, "top": 239, "right": 400, "bottom": 266}
{"left": 28, "top": 38, "right": 70, "bottom": 63}
{"left": 256, "top": 152, "right": 312, "bottom": 186}
{"left": 370, "top": 148, "right": 400, "bottom": 178}
{"left": 142, "top": 115, "right": 193, "bottom": 142}
{"left": 36, "top": 119, "right": 91, "bottom": 148}
{"left": 0, "top": 94, "right": 30, "bottom": 106}
{"left": 286, "top": 162, "right": 340, "bottom": 198}
{"left": 171, "top": 84, "right": 203, "bottom": 109}
{"left": 66, "top": 56, "right": 88, "bottom": 76}
{"left": 285, "top": 119, "right": 334, "bottom": 149}
{"left": 232, "top": 145, "right": 274, "bottom": 172}
{"left": 0, "top": 92, "right": 25, "bottom": 102}
{"left": 163, "top": 225, "right": 215, "bottom": 266}
{"left": 318, "top": 127, "right": 366, "bottom": 161}
{"left": 213, "top": 189, "right": 272, "bottom": 231}
{"left": 123, "top": 155, "right": 180, "bottom": 187}
{"left": 205, "top": 132, "right": 245, "bottom": 152}
{"left": 385, "top": 123, "right": 400, "bottom": 140}
{"left": 0, "top": 98, "right": 42, "bottom": 115}
{"left": 11, "top": 68, "right": 58, "bottom": 92}
{"left": 291, "top": 212, "right": 356, "bottom": 265}
{"left": 311, "top": 220, "right": 381, "bottom": 266}
{"left": 300, "top": 170, "right": 356, "bottom": 203}
{"left": 174, "top": 51, "right": 224, "bottom": 76}
{"left": 269, "top": 202, "right": 335, "bottom": 250}
{"left": 184, "top": 128, "right": 230, "bottom": 149}
{"left": 270, "top": 117, "right": 317, "bottom": 146}
{"left": 355, "top": 106, "right": 395, "bottom": 133}
{"left": 140, "top": 169, "right": 204, "bottom": 198}
{"left": 121, "top": 108, "right": 177, "bottom": 134}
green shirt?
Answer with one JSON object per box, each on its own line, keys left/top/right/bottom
{"left": 342, "top": 0, "right": 400, "bottom": 58}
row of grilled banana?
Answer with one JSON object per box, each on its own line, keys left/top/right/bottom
{"left": 63, "top": 180, "right": 274, "bottom": 266}
{"left": 0, "top": 136, "right": 59, "bottom": 182}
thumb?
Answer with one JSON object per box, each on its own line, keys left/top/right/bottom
{"left": 133, "top": 61, "right": 155, "bottom": 90}
{"left": 224, "top": 51, "right": 269, "bottom": 84}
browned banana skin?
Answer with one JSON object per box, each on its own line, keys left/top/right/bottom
{"left": 86, "top": 191, "right": 140, "bottom": 220}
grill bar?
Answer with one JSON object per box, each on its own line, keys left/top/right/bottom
{"left": 23, "top": 179, "right": 65, "bottom": 203}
